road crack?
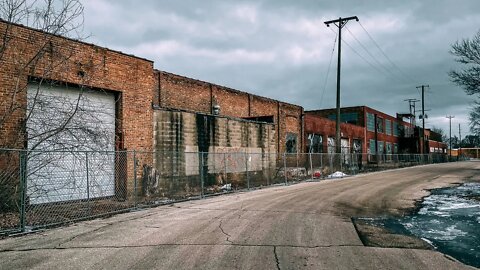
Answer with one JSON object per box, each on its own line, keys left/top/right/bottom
{"left": 0, "top": 243, "right": 364, "bottom": 253}
{"left": 273, "top": 246, "right": 281, "bottom": 270}
{"left": 218, "top": 220, "right": 233, "bottom": 244}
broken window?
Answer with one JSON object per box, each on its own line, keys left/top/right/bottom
{"left": 377, "top": 117, "right": 384, "bottom": 133}
{"left": 327, "top": 137, "right": 335, "bottom": 153}
{"left": 353, "top": 139, "right": 362, "bottom": 153}
{"left": 307, "top": 133, "right": 323, "bottom": 153}
{"left": 386, "top": 142, "right": 392, "bottom": 154}
{"left": 285, "top": 133, "right": 297, "bottom": 153}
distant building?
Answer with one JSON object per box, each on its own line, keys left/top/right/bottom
{"left": 305, "top": 106, "right": 446, "bottom": 155}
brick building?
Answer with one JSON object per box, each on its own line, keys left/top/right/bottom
{"left": 153, "top": 71, "right": 303, "bottom": 155}
{"left": 304, "top": 114, "right": 365, "bottom": 154}
{"left": 306, "top": 106, "right": 446, "bottom": 155}
{"left": 0, "top": 20, "right": 304, "bottom": 202}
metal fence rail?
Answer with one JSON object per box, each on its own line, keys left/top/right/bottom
{"left": 0, "top": 149, "right": 451, "bottom": 235}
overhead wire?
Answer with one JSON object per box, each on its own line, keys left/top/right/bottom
{"left": 344, "top": 25, "right": 405, "bottom": 83}
{"left": 327, "top": 26, "right": 387, "bottom": 76}
{"left": 319, "top": 33, "right": 337, "bottom": 107}
{"left": 358, "top": 21, "right": 419, "bottom": 84}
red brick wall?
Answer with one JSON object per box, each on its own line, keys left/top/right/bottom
{"left": 212, "top": 85, "right": 249, "bottom": 117}
{"left": 156, "top": 70, "right": 304, "bottom": 153}
{"left": 0, "top": 20, "right": 155, "bottom": 151}
{"left": 307, "top": 106, "right": 418, "bottom": 153}
{"left": 363, "top": 107, "right": 411, "bottom": 153}
{"left": 304, "top": 114, "right": 365, "bottom": 152}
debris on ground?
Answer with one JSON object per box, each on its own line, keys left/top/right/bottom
{"left": 221, "top": 183, "right": 232, "bottom": 191}
{"left": 327, "top": 171, "right": 348, "bottom": 179}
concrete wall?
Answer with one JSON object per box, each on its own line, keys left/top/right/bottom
{"left": 155, "top": 71, "right": 303, "bottom": 153}
{"left": 151, "top": 109, "right": 276, "bottom": 194}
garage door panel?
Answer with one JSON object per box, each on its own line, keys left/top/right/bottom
{"left": 26, "top": 83, "right": 115, "bottom": 204}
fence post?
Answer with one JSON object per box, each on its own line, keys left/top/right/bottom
{"left": 309, "top": 152, "right": 313, "bottom": 181}
{"left": 200, "top": 153, "right": 204, "bottom": 198}
{"left": 340, "top": 153, "right": 343, "bottom": 172}
{"left": 296, "top": 152, "right": 299, "bottom": 181}
{"left": 224, "top": 153, "right": 228, "bottom": 190}
{"left": 85, "top": 152, "right": 91, "bottom": 215}
{"left": 245, "top": 152, "right": 250, "bottom": 190}
{"left": 133, "top": 150, "right": 137, "bottom": 208}
{"left": 19, "top": 150, "right": 27, "bottom": 232}
{"left": 283, "top": 152, "right": 287, "bottom": 185}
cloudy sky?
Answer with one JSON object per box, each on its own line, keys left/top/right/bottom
{"left": 82, "top": 0, "right": 480, "bottom": 137}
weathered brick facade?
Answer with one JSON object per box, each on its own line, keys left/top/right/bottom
{"left": 304, "top": 114, "right": 365, "bottom": 153}
{"left": 155, "top": 71, "right": 304, "bottom": 154}
{"left": 306, "top": 106, "right": 446, "bottom": 154}
{"left": 0, "top": 19, "right": 155, "bottom": 151}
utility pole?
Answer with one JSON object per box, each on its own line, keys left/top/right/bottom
{"left": 404, "top": 98, "right": 420, "bottom": 128}
{"left": 459, "top": 123, "right": 462, "bottom": 158}
{"left": 416, "top": 85, "right": 429, "bottom": 154}
{"left": 446, "top": 115, "right": 455, "bottom": 160}
{"left": 324, "top": 16, "right": 359, "bottom": 154}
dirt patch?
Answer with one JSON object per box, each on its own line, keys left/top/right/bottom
{"left": 0, "top": 212, "right": 20, "bottom": 230}
{"left": 352, "top": 218, "right": 432, "bottom": 249}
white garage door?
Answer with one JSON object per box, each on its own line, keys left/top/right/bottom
{"left": 26, "top": 83, "right": 116, "bottom": 204}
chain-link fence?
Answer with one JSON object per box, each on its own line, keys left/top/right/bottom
{"left": 0, "top": 149, "right": 450, "bottom": 235}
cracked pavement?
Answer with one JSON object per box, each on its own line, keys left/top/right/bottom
{"left": 0, "top": 161, "right": 479, "bottom": 269}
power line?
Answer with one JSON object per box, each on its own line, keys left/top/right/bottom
{"left": 319, "top": 34, "right": 337, "bottom": 107}
{"left": 358, "top": 21, "right": 418, "bottom": 84}
{"left": 327, "top": 27, "right": 391, "bottom": 78}
{"left": 344, "top": 25, "right": 404, "bottom": 83}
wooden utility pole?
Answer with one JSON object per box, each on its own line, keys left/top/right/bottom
{"left": 416, "top": 85, "right": 429, "bottom": 154}
{"left": 324, "top": 16, "right": 359, "bottom": 154}
{"left": 459, "top": 123, "right": 462, "bottom": 158}
{"left": 404, "top": 98, "right": 420, "bottom": 126}
{"left": 446, "top": 115, "right": 455, "bottom": 160}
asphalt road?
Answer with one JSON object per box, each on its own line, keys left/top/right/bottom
{"left": 1, "top": 161, "right": 479, "bottom": 269}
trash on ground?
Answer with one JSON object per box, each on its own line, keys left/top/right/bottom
{"left": 327, "top": 171, "right": 348, "bottom": 179}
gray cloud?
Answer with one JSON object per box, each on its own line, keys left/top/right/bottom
{"left": 82, "top": 0, "right": 480, "bottom": 136}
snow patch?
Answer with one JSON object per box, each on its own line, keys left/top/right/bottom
{"left": 327, "top": 171, "right": 348, "bottom": 179}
